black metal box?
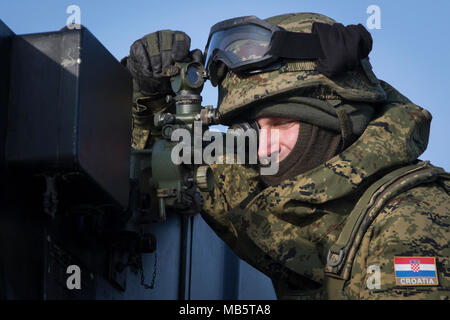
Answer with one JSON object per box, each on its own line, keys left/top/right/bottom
{"left": 0, "top": 20, "right": 14, "bottom": 172}
{"left": 6, "top": 27, "right": 132, "bottom": 208}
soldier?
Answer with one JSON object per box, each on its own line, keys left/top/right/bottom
{"left": 125, "top": 13, "right": 450, "bottom": 299}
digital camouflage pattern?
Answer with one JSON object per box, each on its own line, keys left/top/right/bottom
{"left": 217, "top": 13, "right": 387, "bottom": 123}
{"left": 131, "top": 95, "right": 170, "bottom": 149}
{"left": 200, "top": 81, "right": 450, "bottom": 299}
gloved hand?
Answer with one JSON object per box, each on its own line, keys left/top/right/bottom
{"left": 126, "top": 30, "right": 203, "bottom": 98}
{"left": 174, "top": 185, "right": 203, "bottom": 215}
{"left": 125, "top": 30, "right": 202, "bottom": 149}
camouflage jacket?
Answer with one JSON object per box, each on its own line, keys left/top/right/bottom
{"left": 199, "top": 81, "right": 450, "bottom": 300}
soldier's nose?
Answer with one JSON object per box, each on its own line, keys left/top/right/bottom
{"left": 258, "top": 129, "right": 279, "bottom": 161}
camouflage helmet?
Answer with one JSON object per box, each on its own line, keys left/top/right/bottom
{"left": 217, "top": 12, "right": 387, "bottom": 123}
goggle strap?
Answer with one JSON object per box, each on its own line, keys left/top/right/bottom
{"left": 268, "top": 31, "right": 325, "bottom": 60}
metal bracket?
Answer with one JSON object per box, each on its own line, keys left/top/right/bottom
{"left": 107, "top": 245, "right": 129, "bottom": 292}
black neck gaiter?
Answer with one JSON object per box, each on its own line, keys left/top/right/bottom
{"left": 260, "top": 121, "right": 342, "bottom": 186}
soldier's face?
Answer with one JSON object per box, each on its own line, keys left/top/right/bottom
{"left": 257, "top": 117, "right": 300, "bottom": 162}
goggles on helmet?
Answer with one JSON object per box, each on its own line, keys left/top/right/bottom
{"left": 204, "top": 16, "right": 325, "bottom": 81}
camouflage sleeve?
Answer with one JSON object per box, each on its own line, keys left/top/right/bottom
{"left": 199, "top": 158, "right": 260, "bottom": 248}
{"left": 131, "top": 93, "right": 171, "bottom": 150}
{"left": 346, "top": 180, "right": 450, "bottom": 299}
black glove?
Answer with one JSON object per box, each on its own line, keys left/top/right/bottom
{"left": 126, "top": 30, "right": 203, "bottom": 98}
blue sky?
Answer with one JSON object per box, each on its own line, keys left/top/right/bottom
{"left": 1, "top": 0, "right": 449, "bottom": 170}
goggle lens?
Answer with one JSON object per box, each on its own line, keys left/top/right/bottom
{"left": 205, "top": 24, "right": 273, "bottom": 70}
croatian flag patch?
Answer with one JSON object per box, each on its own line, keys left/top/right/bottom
{"left": 394, "top": 256, "right": 439, "bottom": 286}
